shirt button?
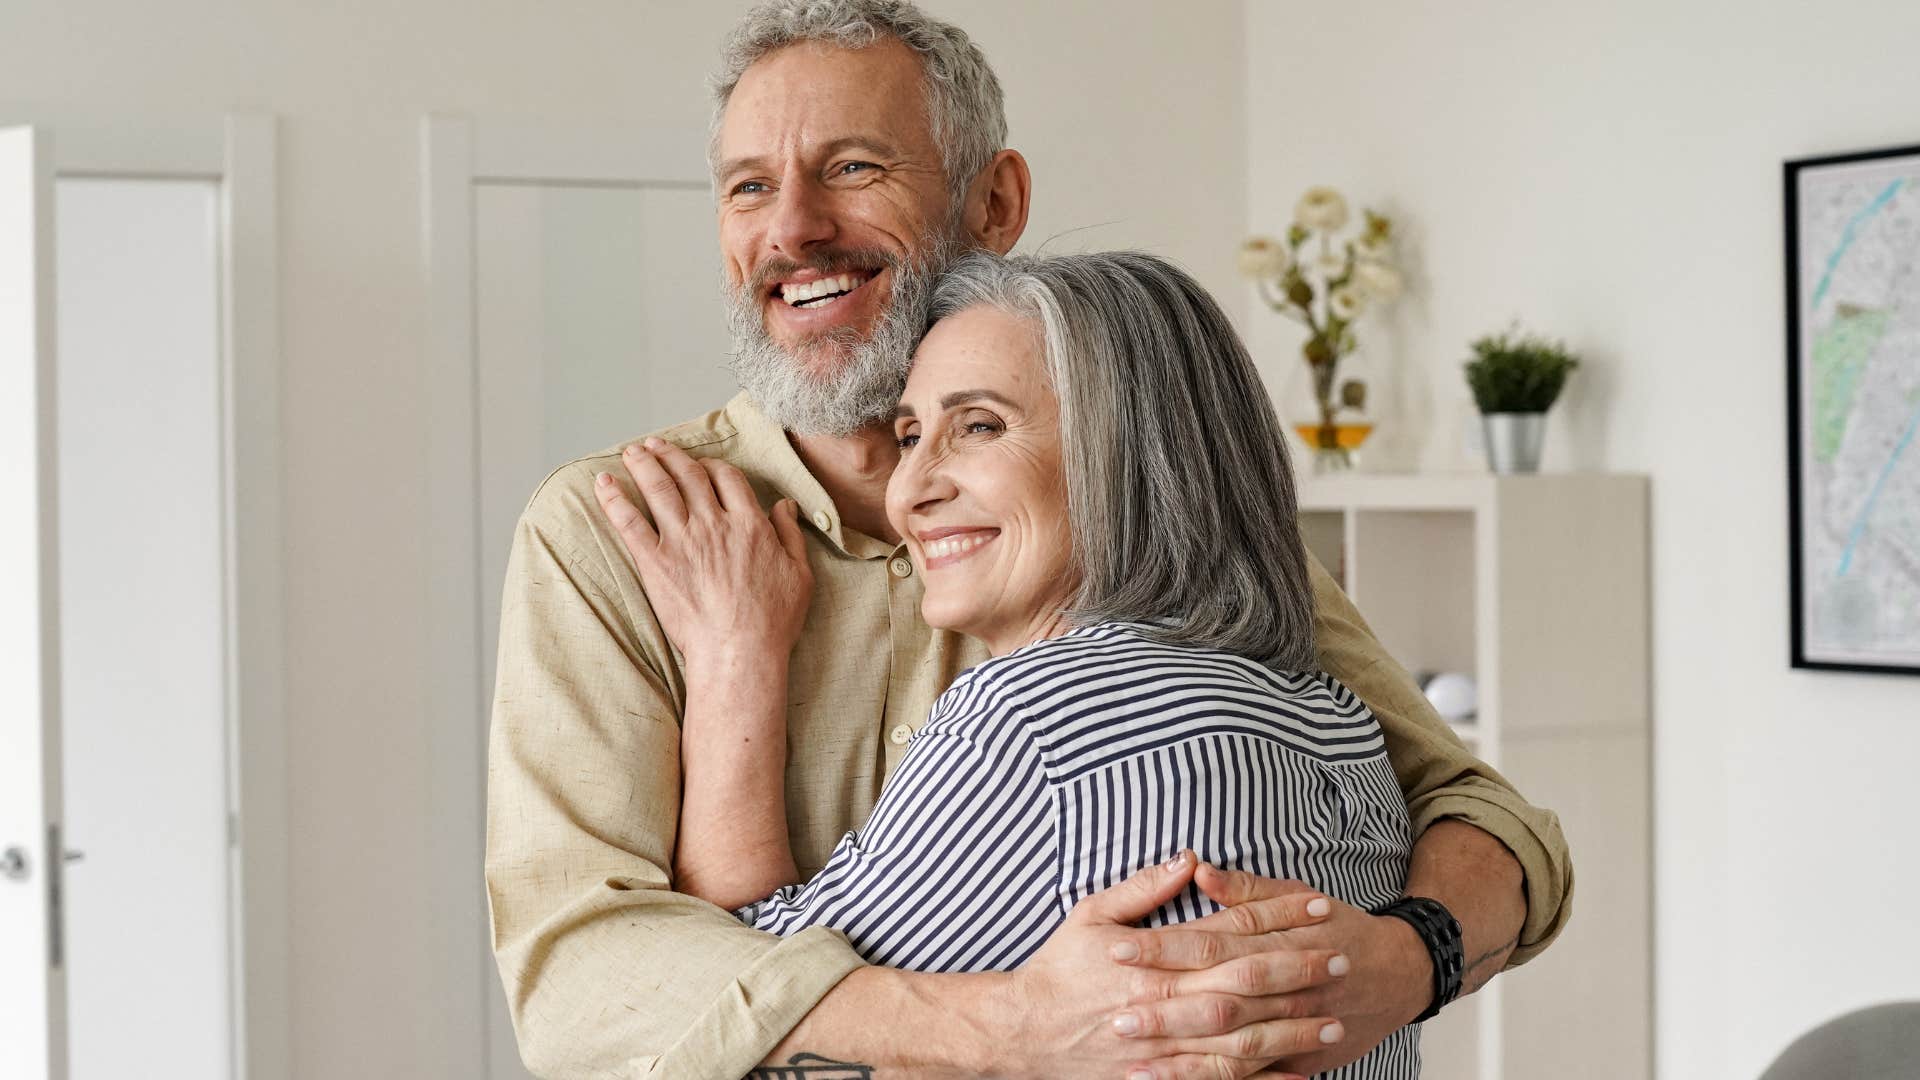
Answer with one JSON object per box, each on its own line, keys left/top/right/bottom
{"left": 889, "top": 724, "right": 913, "bottom": 745}
{"left": 889, "top": 557, "right": 913, "bottom": 578}
{"left": 811, "top": 509, "right": 832, "bottom": 532}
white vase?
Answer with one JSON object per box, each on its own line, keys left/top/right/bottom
{"left": 1481, "top": 412, "right": 1547, "bottom": 474}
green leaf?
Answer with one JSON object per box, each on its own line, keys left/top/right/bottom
{"left": 1462, "top": 325, "right": 1580, "bottom": 412}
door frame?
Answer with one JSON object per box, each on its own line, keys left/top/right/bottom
{"left": 420, "top": 114, "right": 710, "bottom": 1077}
{"left": 1, "top": 120, "right": 66, "bottom": 1080}
{"left": 0, "top": 109, "right": 288, "bottom": 1080}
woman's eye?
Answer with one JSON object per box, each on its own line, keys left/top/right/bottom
{"left": 964, "top": 420, "right": 1003, "bottom": 436}
{"left": 895, "top": 432, "right": 920, "bottom": 450}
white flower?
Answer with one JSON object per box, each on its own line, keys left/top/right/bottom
{"left": 1351, "top": 260, "right": 1403, "bottom": 301}
{"left": 1236, "top": 236, "right": 1292, "bottom": 280}
{"left": 1329, "top": 284, "right": 1366, "bottom": 320}
{"left": 1294, "top": 186, "right": 1351, "bottom": 232}
{"left": 1312, "top": 250, "right": 1348, "bottom": 280}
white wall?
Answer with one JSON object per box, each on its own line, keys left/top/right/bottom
{"left": 1243, "top": 1, "right": 1920, "bottom": 1075}
{"left": 0, "top": 3, "right": 1245, "bottom": 1076}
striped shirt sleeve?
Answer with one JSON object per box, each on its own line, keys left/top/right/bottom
{"left": 733, "top": 674, "right": 1065, "bottom": 971}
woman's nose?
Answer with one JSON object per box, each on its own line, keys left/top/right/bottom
{"left": 890, "top": 447, "right": 960, "bottom": 519}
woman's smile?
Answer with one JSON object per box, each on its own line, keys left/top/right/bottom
{"left": 916, "top": 526, "right": 1000, "bottom": 568}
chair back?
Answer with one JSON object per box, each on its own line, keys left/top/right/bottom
{"left": 1758, "top": 1002, "right": 1920, "bottom": 1080}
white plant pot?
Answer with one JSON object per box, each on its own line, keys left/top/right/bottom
{"left": 1482, "top": 412, "right": 1547, "bottom": 474}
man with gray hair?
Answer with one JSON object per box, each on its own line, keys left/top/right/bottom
{"left": 485, "top": 2, "right": 1572, "bottom": 1078}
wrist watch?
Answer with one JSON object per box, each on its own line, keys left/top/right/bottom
{"left": 1369, "top": 896, "right": 1464, "bottom": 1023}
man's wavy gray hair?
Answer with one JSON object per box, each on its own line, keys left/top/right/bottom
{"left": 711, "top": 0, "right": 1008, "bottom": 198}
{"left": 927, "top": 251, "right": 1319, "bottom": 671}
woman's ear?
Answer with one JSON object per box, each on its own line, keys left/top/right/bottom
{"left": 964, "top": 149, "right": 1032, "bottom": 255}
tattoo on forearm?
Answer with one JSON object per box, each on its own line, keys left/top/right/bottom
{"left": 1461, "top": 935, "right": 1520, "bottom": 993}
{"left": 744, "top": 1052, "right": 875, "bottom": 1079}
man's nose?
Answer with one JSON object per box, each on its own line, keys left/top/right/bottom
{"left": 766, "top": 176, "right": 836, "bottom": 258}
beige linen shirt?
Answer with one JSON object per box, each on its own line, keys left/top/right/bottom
{"left": 486, "top": 393, "right": 1572, "bottom": 1080}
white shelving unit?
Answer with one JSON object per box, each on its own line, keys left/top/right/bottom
{"left": 1298, "top": 473, "right": 1652, "bottom": 1080}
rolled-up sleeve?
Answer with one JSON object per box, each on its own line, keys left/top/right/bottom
{"left": 485, "top": 464, "right": 864, "bottom": 1079}
{"left": 1306, "top": 553, "right": 1574, "bottom": 967}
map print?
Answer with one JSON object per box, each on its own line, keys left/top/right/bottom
{"left": 1796, "top": 153, "right": 1920, "bottom": 667}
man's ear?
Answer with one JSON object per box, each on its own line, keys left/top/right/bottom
{"left": 964, "top": 148, "right": 1031, "bottom": 255}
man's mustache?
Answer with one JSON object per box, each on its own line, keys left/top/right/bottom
{"left": 746, "top": 247, "right": 905, "bottom": 295}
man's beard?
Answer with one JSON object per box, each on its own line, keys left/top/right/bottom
{"left": 724, "top": 235, "right": 958, "bottom": 437}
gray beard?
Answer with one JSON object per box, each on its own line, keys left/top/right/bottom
{"left": 724, "top": 239, "right": 956, "bottom": 437}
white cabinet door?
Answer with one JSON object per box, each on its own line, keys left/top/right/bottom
{"left": 0, "top": 123, "right": 69, "bottom": 1080}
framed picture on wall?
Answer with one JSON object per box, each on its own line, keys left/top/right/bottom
{"left": 1784, "top": 142, "right": 1920, "bottom": 675}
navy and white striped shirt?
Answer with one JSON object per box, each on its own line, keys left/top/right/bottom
{"left": 737, "top": 621, "right": 1419, "bottom": 1078}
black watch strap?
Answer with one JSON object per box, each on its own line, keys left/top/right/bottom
{"left": 1370, "top": 896, "right": 1464, "bottom": 1023}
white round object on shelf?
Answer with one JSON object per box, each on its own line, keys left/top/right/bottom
{"left": 1421, "top": 672, "right": 1479, "bottom": 722}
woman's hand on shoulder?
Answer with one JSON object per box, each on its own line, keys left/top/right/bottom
{"left": 594, "top": 438, "right": 812, "bottom": 672}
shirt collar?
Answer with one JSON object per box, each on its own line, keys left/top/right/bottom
{"left": 722, "top": 391, "right": 897, "bottom": 561}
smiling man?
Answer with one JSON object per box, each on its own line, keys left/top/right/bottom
{"left": 484, "top": 3, "right": 1573, "bottom": 1079}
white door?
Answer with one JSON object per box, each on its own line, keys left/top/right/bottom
{"left": 56, "top": 174, "right": 233, "bottom": 1080}
{"left": 424, "top": 116, "right": 736, "bottom": 1079}
{"left": 473, "top": 170, "right": 735, "bottom": 1080}
{"left": 0, "top": 123, "right": 69, "bottom": 1080}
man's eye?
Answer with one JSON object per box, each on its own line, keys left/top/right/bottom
{"left": 836, "top": 161, "right": 878, "bottom": 176}
{"left": 731, "top": 180, "right": 770, "bottom": 196}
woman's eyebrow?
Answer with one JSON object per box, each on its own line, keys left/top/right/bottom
{"left": 938, "top": 389, "right": 1018, "bottom": 410}
{"left": 893, "top": 390, "right": 1017, "bottom": 420}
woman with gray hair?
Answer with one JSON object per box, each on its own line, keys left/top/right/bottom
{"left": 597, "top": 251, "right": 1419, "bottom": 1079}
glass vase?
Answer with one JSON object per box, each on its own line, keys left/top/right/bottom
{"left": 1282, "top": 345, "right": 1375, "bottom": 475}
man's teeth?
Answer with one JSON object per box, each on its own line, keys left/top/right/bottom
{"left": 779, "top": 272, "right": 870, "bottom": 307}
{"left": 924, "top": 533, "right": 993, "bottom": 560}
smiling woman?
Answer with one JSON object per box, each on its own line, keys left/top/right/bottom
{"left": 888, "top": 304, "right": 1074, "bottom": 652}
{"left": 598, "top": 250, "right": 1424, "bottom": 1080}
{"left": 896, "top": 250, "right": 1321, "bottom": 669}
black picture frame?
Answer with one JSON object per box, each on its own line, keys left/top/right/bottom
{"left": 1784, "top": 142, "right": 1920, "bottom": 675}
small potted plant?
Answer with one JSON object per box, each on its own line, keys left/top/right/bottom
{"left": 1463, "top": 326, "right": 1580, "bottom": 474}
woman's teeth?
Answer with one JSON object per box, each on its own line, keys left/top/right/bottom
{"left": 923, "top": 532, "right": 993, "bottom": 560}
{"left": 780, "top": 272, "right": 870, "bottom": 308}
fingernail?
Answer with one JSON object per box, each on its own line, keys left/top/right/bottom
{"left": 1109, "top": 940, "right": 1140, "bottom": 962}
{"left": 1164, "top": 850, "right": 1190, "bottom": 872}
{"left": 644, "top": 436, "right": 663, "bottom": 450}
{"left": 1320, "top": 1021, "right": 1345, "bottom": 1044}
{"left": 1127, "top": 1069, "right": 1153, "bottom": 1080}
{"left": 1329, "top": 954, "right": 1350, "bottom": 977}
{"left": 623, "top": 444, "right": 640, "bottom": 457}
{"left": 1307, "top": 897, "right": 1331, "bottom": 917}
{"left": 595, "top": 472, "right": 611, "bottom": 486}
{"left": 1111, "top": 1012, "right": 1140, "bottom": 1036}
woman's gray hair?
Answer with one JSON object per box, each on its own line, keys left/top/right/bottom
{"left": 928, "top": 251, "right": 1318, "bottom": 670}
{"left": 711, "top": 0, "right": 1008, "bottom": 199}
